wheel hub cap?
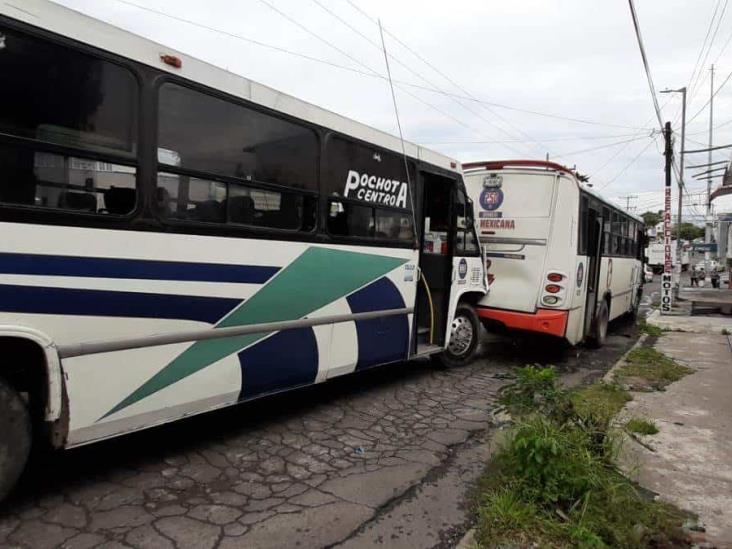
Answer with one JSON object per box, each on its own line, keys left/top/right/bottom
{"left": 448, "top": 315, "right": 474, "bottom": 356}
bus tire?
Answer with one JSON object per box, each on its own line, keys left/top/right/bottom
{"left": 588, "top": 300, "right": 609, "bottom": 348}
{"left": 437, "top": 303, "right": 480, "bottom": 368}
{"left": 0, "top": 376, "right": 32, "bottom": 503}
{"left": 629, "top": 289, "right": 642, "bottom": 320}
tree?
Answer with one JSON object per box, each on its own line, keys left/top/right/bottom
{"left": 641, "top": 210, "right": 663, "bottom": 227}
{"left": 673, "top": 223, "right": 704, "bottom": 241}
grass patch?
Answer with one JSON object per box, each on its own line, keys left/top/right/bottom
{"left": 637, "top": 319, "right": 664, "bottom": 337}
{"left": 626, "top": 418, "right": 659, "bottom": 435}
{"left": 617, "top": 348, "right": 693, "bottom": 384}
{"left": 573, "top": 382, "right": 632, "bottom": 420}
{"left": 477, "top": 366, "right": 690, "bottom": 548}
{"left": 722, "top": 328, "right": 731, "bottom": 336}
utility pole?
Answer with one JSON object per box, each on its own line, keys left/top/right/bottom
{"left": 661, "top": 121, "right": 674, "bottom": 314}
{"left": 660, "top": 86, "right": 687, "bottom": 292}
{"left": 706, "top": 65, "right": 714, "bottom": 271}
{"left": 618, "top": 194, "right": 637, "bottom": 211}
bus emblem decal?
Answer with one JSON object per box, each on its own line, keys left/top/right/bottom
{"left": 458, "top": 258, "right": 468, "bottom": 280}
{"left": 479, "top": 188, "right": 504, "bottom": 211}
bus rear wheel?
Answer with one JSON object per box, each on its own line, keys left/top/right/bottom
{"left": 437, "top": 303, "right": 480, "bottom": 368}
{"left": 588, "top": 300, "right": 609, "bottom": 348}
{"left": 0, "top": 377, "right": 32, "bottom": 503}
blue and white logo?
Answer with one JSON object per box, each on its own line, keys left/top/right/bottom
{"left": 458, "top": 258, "right": 468, "bottom": 279}
{"left": 479, "top": 188, "right": 504, "bottom": 211}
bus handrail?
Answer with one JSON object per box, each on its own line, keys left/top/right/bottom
{"left": 57, "top": 307, "right": 414, "bottom": 359}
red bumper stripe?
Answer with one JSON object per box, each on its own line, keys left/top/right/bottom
{"left": 477, "top": 307, "right": 568, "bottom": 338}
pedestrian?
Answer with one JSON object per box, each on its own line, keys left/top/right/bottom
{"left": 711, "top": 270, "right": 720, "bottom": 289}
{"left": 698, "top": 267, "right": 706, "bottom": 288}
{"left": 690, "top": 265, "right": 698, "bottom": 287}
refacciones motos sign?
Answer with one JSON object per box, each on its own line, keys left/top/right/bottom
{"left": 344, "top": 170, "right": 409, "bottom": 209}
{"left": 661, "top": 185, "right": 673, "bottom": 314}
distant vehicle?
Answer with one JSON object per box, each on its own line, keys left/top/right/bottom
{"left": 0, "top": 1, "right": 488, "bottom": 502}
{"left": 645, "top": 240, "right": 679, "bottom": 274}
{"left": 644, "top": 264, "right": 654, "bottom": 282}
{"left": 463, "top": 160, "right": 645, "bottom": 348}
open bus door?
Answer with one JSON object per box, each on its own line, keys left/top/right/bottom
{"left": 584, "top": 209, "right": 604, "bottom": 339}
{"left": 414, "top": 171, "right": 456, "bottom": 355}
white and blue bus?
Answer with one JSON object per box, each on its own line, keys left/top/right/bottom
{"left": 0, "top": 0, "right": 487, "bottom": 500}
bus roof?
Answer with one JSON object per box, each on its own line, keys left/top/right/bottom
{"left": 0, "top": 0, "right": 460, "bottom": 174}
{"left": 463, "top": 159, "right": 644, "bottom": 224}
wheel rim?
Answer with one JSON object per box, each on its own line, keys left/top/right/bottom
{"left": 448, "top": 315, "right": 474, "bottom": 357}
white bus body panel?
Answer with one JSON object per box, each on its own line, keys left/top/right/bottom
{"left": 0, "top": 222, "right": 419, "bottom": 447}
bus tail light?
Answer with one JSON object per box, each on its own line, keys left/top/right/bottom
{"left": 545, "top": 284, "right": 561, "bottom": 294}
{"left": 547, "top": 272, "right": 564, "bottom": 282}
{"left": 543, "top": 295, "right": 559, "bottom": 305}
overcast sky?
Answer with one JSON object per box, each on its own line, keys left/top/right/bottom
{"left": 53, "top": 0, "right": 732, "bottom": 220}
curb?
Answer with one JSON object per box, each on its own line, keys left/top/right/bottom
{"left": 602, "top": 333, "right": 648, "bottom": 383}
{"left": 455, "top": 527, "right": 476, "bottom": 549}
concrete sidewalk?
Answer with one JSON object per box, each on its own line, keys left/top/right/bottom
{"left": 621, "top": 330, "right": 732, "bottom": 546}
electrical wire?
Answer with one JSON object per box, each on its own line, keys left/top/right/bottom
{"left": 552, "top": 134, "right": 653, "bottom": 159}
{"left": 686, "top": 67, "right": 732, "bottom": 125}
{"left": 596, "top": 135, "right": 658, "bottom": 191}
{"left": 111, "top": 0, "right": 654, "bottom": 134}
{"left": 308, "top": 0, "right": 540, "bottom": 155}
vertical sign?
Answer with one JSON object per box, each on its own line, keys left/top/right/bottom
{"left": 661, "top": 123, "right": 674, "bottom": 314}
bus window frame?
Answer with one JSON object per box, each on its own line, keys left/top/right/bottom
{"left": 151, "top": 74, "right": 322, "bottom": 239}
{"left": 0, "top": 15, "right": 145, "bottom": 224}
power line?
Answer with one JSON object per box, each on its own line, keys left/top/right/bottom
{"left": 596, "top": 135, "right": 658, "bottom": 191}
{"left": 689, "top": 0, "right": 729, "bottom": 104}
{"left": 336, "top": 0, "right": 551, "bottom": 155}
{"left": 628, "top": 0, "right": 664, "bottom": 130}
{"left": 113, "top": 0, "right": 653, "bottom": 134}
{"left": 308, "top": 0, "right": 540, "bottom": 155}
{"left": 420, "top": 132, "right": 646, "bottom": 145}
{"left": 686, "top": 67, "right": 732, "bottom": 125}
{"left": 552, "top": 134, "right": 654, "bottom": 159}
{"left": 254, "top": 0, "right": 534, "bottom": 155}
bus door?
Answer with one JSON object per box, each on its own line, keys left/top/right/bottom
{"left": 415, "top": 171, "right": 455, "bottom": 354}
{"left": 583, "top": 209, "right": 603, "bottom": 337}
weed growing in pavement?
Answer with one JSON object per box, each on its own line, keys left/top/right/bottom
{"left": 637, "top": 319, "right": 664, "bottom": 337}
{"left": 625, "top": 418, "right": 660, "bottom": 435}
{"left": 476, "top": 366, "right": 689, "bottom": 548}
{"left": 617, "top": 348, "right": 693, "bottom": 384}
{"left": 722, "top": 328, "right": 731, "bottom": 335}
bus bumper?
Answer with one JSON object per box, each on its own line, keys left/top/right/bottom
{"left": 476, "top": 307, "right": 568, "bottom": 338}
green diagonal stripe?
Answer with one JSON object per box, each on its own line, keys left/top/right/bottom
{"left": 102, "top": 247, "right": 408, "bottom": 419}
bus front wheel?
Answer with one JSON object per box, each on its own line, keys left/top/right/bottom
{"left": 437, "top": 303, "right": 480, "bottom": 368}
{"left": 0, "top": 376, "right": 32, "bottom": 503}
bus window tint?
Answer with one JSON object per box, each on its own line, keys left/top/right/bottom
{"left": 157, "top": 173, "right": 308, "bottom": 230}
{"left": 328, "top": 200, "right": 373, "bottom": 237}
{"left": 376, "top": 209, "right": 413, "bottom": 241}
{"left": 0, "top": 144, "right": 136, "bottom": 214}
{"left": 0, "top": 26, "right": 138, "bottom": 155}
{"left": 157, "top": 83, "right": 318, "bottom": 191}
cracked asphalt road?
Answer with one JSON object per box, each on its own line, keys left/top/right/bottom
{"left": 0, "top": 316, "right": 640, "bottom": 549}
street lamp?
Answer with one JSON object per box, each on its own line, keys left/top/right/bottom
{"left": 660, "top": 87, "right": 686, "bottom": 286}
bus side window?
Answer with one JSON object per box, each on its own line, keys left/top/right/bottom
{"left": 455, "top": 188, "right": 479, "bottom": 254}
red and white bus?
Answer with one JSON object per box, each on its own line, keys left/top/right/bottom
{"left": 463, "top": 160, "right": 645, "bottom": 346}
